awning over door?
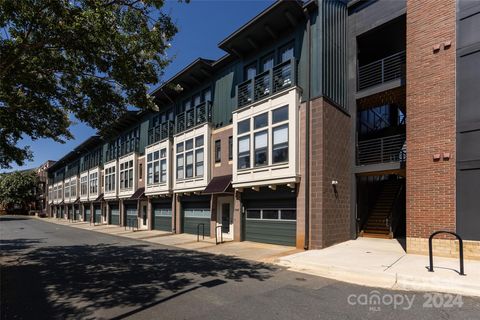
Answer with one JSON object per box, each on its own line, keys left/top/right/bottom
{"left": 129, "top": 188, "right": 145, "bottom": 200}
{"left": 203, "top": 175, "right": 233, "bottom": 194}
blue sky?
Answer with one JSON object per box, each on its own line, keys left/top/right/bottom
{"left": 5, "top": 0, "right": 274, "bottom": 173}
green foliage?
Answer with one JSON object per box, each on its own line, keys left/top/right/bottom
{"left": 0, "top": 0, "right": 180, "bottom": 168}
{"left": 0, "top": 170, "right": 37, "bottom": 208}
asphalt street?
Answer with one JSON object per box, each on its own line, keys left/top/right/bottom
{"left": 1, "top": 216, "right": 479, "bottom": 320}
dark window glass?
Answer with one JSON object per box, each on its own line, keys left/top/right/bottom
{"left": 238, "top": 136, "right": 250, "bottom": 169}
{"left": 185, "top": 139, "right": 194, "bottom": 150}
{"left": 272, "top": 105, "right": 288, "bottom": 123}
{"left": 176, "top": 142, "right": 184, "bottom": 153}
{"left": 244, "top": 63, "right": 257, "bottom": 80}
{"left": 254, "top": 113, "right": 268, "bottom": 129}
{"left": 273, "top": 125, "right": 288, "bottom": 163}
{"left": 262, "top": 210, "right": 279, "bottom": 220}
{"left": 228, "top": 136, "right": 233, "bottom": 160}
{"left": 185, "top": 151, "right": 194, "bottom": 178}
{"left": 281, "top": 210, "right": 296, "bottom": 220}
{"left": 215, "top": 140, "right": 221, "bottom": 163}
{"left": 195, "top": 135, "right": 204, "bottom": 147}
{"left": 278, "top": 42, "right": 294, "bottom": 62}
{"left": 261, "top": 53, "right": 274, "bottom": 72}
{"left": 246, "top": 210, "right": 261, "bottom": 219}
{"left": 238, "top": 119, "right": 250, "bottom": 134}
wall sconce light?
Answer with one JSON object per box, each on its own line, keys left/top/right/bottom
{"left": 332, "top": 180, "right": 339, "bottom": 185}
{"left": 444, "top": 40, "right": 452, "bottom": 49}
{"left": 433, "top": 44, "right": 441, "bottom": 53}
{"left": 443, "top": 152, "right": 451, "bottom": 160}
{"left": 433, "top": 154, "right": 441, "bottom": 161}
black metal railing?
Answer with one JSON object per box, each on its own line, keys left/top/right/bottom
{"left": 237, "top": 59, "right": 296, "bottom": 108}
{"left": 357, "top": 133, "right": 406, "bottom": 165}
{"left": 357, "top": 51, "right": 406, "bottom": 91}
{"left": 148, "top": 121, "right": 174, "bottom": 145}
{"left": 429, "top": 231, "right": 465, "bottom": 276}
{"left": 106, "top": 138, "right": 140, "bottom": 161}
{"left": 196, "top": 223, "right": 205, "bottom": 242}
{"left": 175, "top": 101, "right": 212, "bottom": 133}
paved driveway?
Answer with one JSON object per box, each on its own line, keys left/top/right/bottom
{"left": 1, "top": 216, "right": 479, "bottom": 320}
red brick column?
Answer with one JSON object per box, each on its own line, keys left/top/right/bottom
{"left": 406, "top": 0, "right": 456, "bottom": 252}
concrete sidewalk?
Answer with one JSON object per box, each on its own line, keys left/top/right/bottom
{"left": 277, "top": 237, "right": 480, "bottom": 297}
{"left": 41, "top": 218, "right": 298, "bottom": 263}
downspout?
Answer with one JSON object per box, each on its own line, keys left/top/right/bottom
{"left": 303, "top": 5, "right": 312, "bottom": 250}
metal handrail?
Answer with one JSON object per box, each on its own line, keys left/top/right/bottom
{"left": 357, "top": 133, "right": 406, "bottom": 165}
{"left": 428, "top": 231, "right": 465, "bottom": 276}
{"left": 175, "top": 102, "right": 212, "bottom": 134}
{"left": 215, "top": 225, "right": 224, "bottom": 245}
{"left": 357, "top": 51, "right": 406, "bottom": 91}
{"left": 196, "top": 223, "right": 205, "bottom": 242}
{"left": 236, "top": 58, "right": 296, "bottom": 108}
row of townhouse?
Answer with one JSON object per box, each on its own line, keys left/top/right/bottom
{"left": 46, "top": 0, "right": 480, "bottom": 259}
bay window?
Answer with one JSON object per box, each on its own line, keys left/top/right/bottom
{"left": 71, "top": 179, "right": 77, "bottom": 198}
{"left": 80, "top": 176, "right": 88, "bottom": 196}
{"left": 89, "top": 172, "right": 98, "bottom": 194}
{"left": 254, "top": 130, "right": 268, "bottom": 166}
{"left": 120, "top": 160, "right": 133, "bottom": 190}
{"left": 273, "top": 125, "right": 289, "bottom": 163}
{"left": 176, "top": 135, "right": 204, "bottom": 180}
{"left": 238, "top": 136, "right": 250, "bottom": 169}
{"left": 105, "top": 166, "right": 116, "bottom": 192}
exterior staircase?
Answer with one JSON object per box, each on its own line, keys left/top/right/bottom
{"left": 361, "top": 179, "right": 402, "bottom": 238}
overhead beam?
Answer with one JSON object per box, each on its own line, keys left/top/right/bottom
{"left": 285, "top": 11, "right": 297, "bottom": 28}
{"left": 264, "top": 24, "right": 278, "bottom": 40}
{"left": 246, "top": 36, "right": 258, "bottom": 50}
{"left": 230, "top": 46, "right": 243, "bottom": 58}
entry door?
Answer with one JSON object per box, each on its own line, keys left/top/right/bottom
{"left": 217, "top": 197, "right": 234, "bottom": 239}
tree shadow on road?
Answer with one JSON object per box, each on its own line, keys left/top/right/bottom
{"left": 1, "top": 240, "right": 277, "bottom": 319}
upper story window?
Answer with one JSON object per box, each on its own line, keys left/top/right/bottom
{"left": 244, "top": 63, "right": 257, "bottom": 81}
{"left": 228, "top": 136, "right": 233, "bottom": 161}
{"left": 261, "top": 53, "right": 274, "bottom": 72}
{"left": 215, "top": 140, "right": 221, "bottom": 163}
{"left": 278, "top": 42, "right": 294, "bottom": 63}
{"left": 105, "top": 166, "right": 116, "bottom": 192}
{"left": 180, "top": 88, "right": 212, "bottom": 113}
{"left": 89, "top": 172, "right": 98, "bottom": 194}
{"left": 80, "top": 176, "right": 88, "bottom": 196}
{"left": 70, "top": 179, "right": 77, "bottom": 198}
{"left": 237, "top": 105, "right": 289, "bottom": 169}
{"left": 176, "top": 135, "right": 204, "bottom": 180}
{"left": 120, "top": 160, "right": 134, "bottom": 190}
{"left": 147, "top": 148, "right": 167, "bottom": 185}
{"left": 64, "top": 180, "right": 70, "bottom": 198}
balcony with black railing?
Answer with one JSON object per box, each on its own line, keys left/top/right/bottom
{"left": 237, "top": 58, "right": 296, "bottom": 108}
{"left": 175, "top": 101, "right": 212, "bottom": 133}
{"left": 148, "top": 121, "right": 174, "bottom": 145}
{"left": 356, "top": 133, "right": 406, "bottom": 166}
{"left": 357, "top": 51, "right": 406, "bottom": 91}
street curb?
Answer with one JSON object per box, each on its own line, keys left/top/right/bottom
{"left": 277, "top": 260, "right": 480, "bottom": 298}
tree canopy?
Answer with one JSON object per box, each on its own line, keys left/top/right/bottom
{"left": 0, "top": 0, "right": 180, "bottom": 168}
{"left": 0, "top": 170, "right": 37, "bottom": 209}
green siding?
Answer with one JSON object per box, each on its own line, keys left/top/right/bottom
{"left": 212, "top": 62, "right": 241, "bottom": 127}
{"left": 245, "top": 220, "right": 296, "bottom": 246}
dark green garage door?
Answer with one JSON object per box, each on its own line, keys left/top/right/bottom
{"left": 242, "top": 186, "right": 297, "bottom": 246}
{"left": 85, "top": 207, "right": 91, "bottom": 221}
{"left": 74, "top": 206, "right": 79, "bottom": 220}
{"left": 125, "top": 204, "right": 137, "bottom": 227}
{"left": 109, "top": 204, "right": 120, "bottom": 225}
{"left": 183, "top": 209, "right": 211, "bottom": 235}
{"left": 152, "top": 203, "right": 172, "bottom": 232}
{"left": 94, "top": 206, "right": 102, "bottom": 223}
{"left": 245, "top": 209, "right": 296, "bottom": 246}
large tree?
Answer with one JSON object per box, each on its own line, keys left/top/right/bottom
{"left": 0, "top": 0, "right": 180, "bottom": 168}
{"left": 0, "top": 170, "right": 37, "bottom": 211}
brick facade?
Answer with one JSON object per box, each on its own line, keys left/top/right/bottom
{"left": 210, "top": 126, "right": 233, "bottom": 178}
{"left": 310, "top": 97, "right": 352, "bottom": 249}
{"left": 406, "top": 0, "right": 456, "bottom": 245}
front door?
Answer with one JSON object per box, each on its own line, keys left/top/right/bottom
{"left": 217, "top": 197, "right": 234, "bottom": 239}
{"left": 221, "top": 204, "right": 230, "bottom": 233}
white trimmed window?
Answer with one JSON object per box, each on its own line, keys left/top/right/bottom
{"left": 176, "top": 135, "right": 204, "bottom": 180}
{"left": 147, "top": 148, "right": 167, "bottom": 185}
{"left": 70, "top": 179, "right": 77, "bottom": 198}
{"left": 105, "top": 167, "right": 116, "bottom": 192}
{"left": 89, "top": 172, "right": 98, "bottom": 194}
{"left": 120, "top": 160, "right": 134, "bottom": 190}
{"left": 64, "top": 180, "right": 70, "bottom": 199}
{"left": 80, "top": 176, "right": 88, "bottom": 196}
